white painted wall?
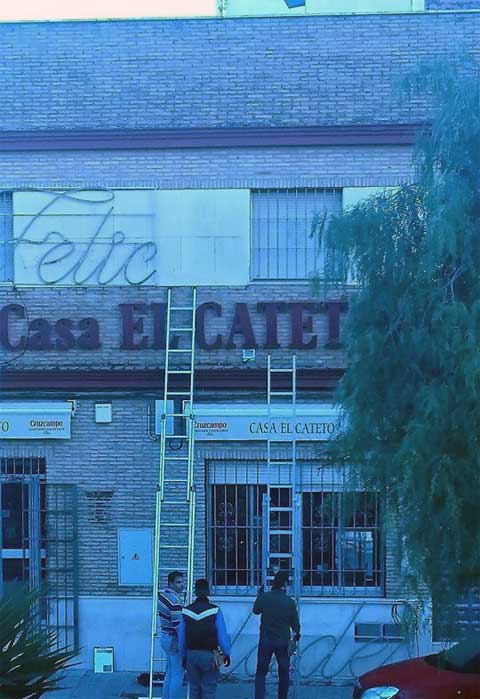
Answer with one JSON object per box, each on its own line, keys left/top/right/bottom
{"left": 76, "top": 596, "right": 431, "bottom": 679}
{"left": 155, "top": 189, "right": 250, "bottom": 286}
{"left": 12, "top": 189, "right": 251, "bottom": 287}
{"left": 342, "top": 186, "right": 398, "bottom": 210}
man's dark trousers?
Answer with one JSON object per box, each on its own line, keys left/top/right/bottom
{"left": 254, "top": 635, "right": 290, "bottom": 699}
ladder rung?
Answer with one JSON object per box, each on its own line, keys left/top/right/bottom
{"left": 269, "top": 461, "right": 294, "bottom": 465}
{"left": 163, "top": 500, "right": 188, "bottom": 505}
{"left": 163, "top": 479, "right": 188, "bottom": 483}
{"left": 167, "top": 370, "right": 192, "bottom": 374}
{"left": 161, "top": 544, "right": 189, "bottom": 549}
{"left": 268, "top": 553, "right": 293, "bottom": 559}
{"left": 170, "top": 327, "right": 193, "bottom": 332}
{"left": 159, "top": 523, "right": 189, "bottom": 527}
{"left": 163, "top": 456, "right": 189, "bottom": 461}
{"left": 270, "top": 368, "right": 294, "bottom": 373}
{"left": 162, "top": 413, "right": 188, "bottom": 417}
{"left": 269, "top": 392, "right": 294, "bottom": 396}
{"left": 170, "top": 306, "right": 195, "bottom": 311}
{"left": 270, "top": 530, "right": 293, "bottom": 535}
{"left": 164, "top": 434, "right": 189, "bottom": 438}
{"left": 167, "top": 392, "right": 190, "bottom": 396}
{"left": 168, "top": 349, "right": 192, "bottom": 353}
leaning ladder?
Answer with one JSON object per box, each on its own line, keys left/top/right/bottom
{"left": 145, "top": 287, "right": 197, "bottom": 699}
{"left": 263, "top": 354, "right": 301, "bottom": 699}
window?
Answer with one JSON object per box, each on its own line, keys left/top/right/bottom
{"left": 0, "top": 191, "right": 13, "bottom": 282}
{"left": 251, "top": 188, "right": 342, "bottom": 280}
{"left": 302, "top": 491, "right": 383, "bottom": 594}
{"left": 210, "top": 484, "right": 267, "bottom": 589}
{"left": 209, "top": 479, "right": 384, "bottom": 596}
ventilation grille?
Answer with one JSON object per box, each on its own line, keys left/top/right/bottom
{"left": 85, "top": 490, "right": 114, "bottom": 524}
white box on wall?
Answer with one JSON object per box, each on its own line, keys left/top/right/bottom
{"left": 95, "top": 403, "right": 112, "bottom": 423}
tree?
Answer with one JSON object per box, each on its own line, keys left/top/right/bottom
{"left": 0, "top": 586, "right": 77, "bottom": 699}
{"left": 314, "top": 64, "right": 480, "bottom": 633}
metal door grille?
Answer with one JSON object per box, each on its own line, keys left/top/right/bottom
{"left": 0, "top": 456, "right": 78, "bottom": 652}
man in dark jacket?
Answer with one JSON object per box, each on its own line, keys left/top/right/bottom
{"left": 253, "top": 571, "right": 300, "bottom": 699}
{"left": 178, "top": 579, "right": 231, "bottom": 699}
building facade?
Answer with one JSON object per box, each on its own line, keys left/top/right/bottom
{"left": 0, "top": 0, "right": 479, "bottom": 682}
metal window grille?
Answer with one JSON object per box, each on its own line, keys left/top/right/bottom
{"left": 208, "top": 462, "right": 385, "bottom": 596}
{"left": 251, "top": 188, "right": 342, "bottom": 280}
{"left": 0, "top": 191, "right": 13, "bottom": 282}
{"left": 210, "top": 484, "right": 267, "bottom": 590}
{"left": 302, "top": 490, "right": 383, "bottom": 595}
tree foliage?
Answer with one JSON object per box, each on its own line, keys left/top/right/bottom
{"left": 0, "top": 586, "right": 77, "bottom": 699}
{"left": 315, "top": 65, "right": 480, "bottom": 623}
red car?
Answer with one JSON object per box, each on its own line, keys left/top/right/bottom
{"left": 353, "top": 633, "right": 480, "bottom": 698}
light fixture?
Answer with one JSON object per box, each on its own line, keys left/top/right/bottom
{"left": 284, "top": 0, "right": 306, "bottom": 7}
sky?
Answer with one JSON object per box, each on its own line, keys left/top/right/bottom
{"left": 0, "top": 0, "right": 217, "bottom": 21}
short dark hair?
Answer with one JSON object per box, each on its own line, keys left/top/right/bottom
{"left": 194, "top": 578, "right": 210, "bottom": 596}
{"left": 168, "top": 570, "right": 184, "bottom": 586}
{"left": 272, "top": 571, "right": 289, "bottom": 589}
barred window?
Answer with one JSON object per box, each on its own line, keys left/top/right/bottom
{"left": 209, "top": 481, "right": 384, "bottom": 596}
{"left": 251, "top": 188, "right": 342, "bottom": 280}
{"left": 0, "top": 191, "right": 13, "bottom": 282}
{"left": 210, "top": 484, "right": 267, "bottom": 589}
{"left": 302, "top": 491, "right": 383, "bottom": 594}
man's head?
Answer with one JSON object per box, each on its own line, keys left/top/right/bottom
{"left": 168, "top": 571, "right": 185, "bottom": 594}
{"left": 272, "top": 571, "right": 290, "bottom": 591}
{"left": 194, "top": 578, "right": 210, "bottom": 598}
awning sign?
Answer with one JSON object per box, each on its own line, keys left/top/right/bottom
{"left": 189, "top": 403, "right": 341, "bottom": 442}
{"left": 0, "top": 402, "right": 72, "bottom": 439}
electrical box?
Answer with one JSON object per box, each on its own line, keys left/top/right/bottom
{"left": 154, "top": 400, "right": 175, "bottom": 436}
{"left": 118, "top": 528, "right": 153, "bottom": 586}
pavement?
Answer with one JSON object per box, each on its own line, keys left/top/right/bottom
{"left": 51, "top": 671, "right": 354, "bottom": 699}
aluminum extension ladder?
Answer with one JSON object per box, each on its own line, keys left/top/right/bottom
{"left": 144, "top": 287, "right": 197, "bottom": 699}
{"left": 263, "top": 354, "right": 301, "bottom": 699}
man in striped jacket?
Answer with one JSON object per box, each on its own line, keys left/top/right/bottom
{"left": 158, "top": 570, "right": 185, "bottom": 699}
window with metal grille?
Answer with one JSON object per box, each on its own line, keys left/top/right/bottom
{"left": 251, "top": 188, "right": 342, "bottom": 280}
{"left": 302, "top": 491, "right": 384, "bottom": 594}
{"left": 0, "top": 192, "right": 13, "bottom": 282}
{"left": 209, "top": 482, "right": 384, "bottom": 596}
{"left": 210, "top": 484, "right": 267, "bottom": 589}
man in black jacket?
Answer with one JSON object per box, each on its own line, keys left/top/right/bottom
{"left": 178, "top": 579, "right": 231, "bottom": 699}
{"left": 253, "top": 571, "right": 300, "bottom": 699}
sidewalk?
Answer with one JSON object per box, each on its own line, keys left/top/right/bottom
{"left": 52, "top": 671, "right": 354, "bottom": 699}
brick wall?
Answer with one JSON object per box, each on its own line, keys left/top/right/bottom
{"left": 0, "top": 12, "right": 479, "bottom": 132}
{"left": 427, "top": 0, "right": 480, "bottom": 8}
{"left": 0, "top": 145, "right": 413, "bottom": 190}
{"left": 0, "top": 284, "right": 351, "bottom": 371}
